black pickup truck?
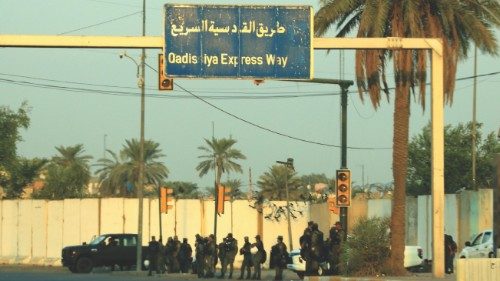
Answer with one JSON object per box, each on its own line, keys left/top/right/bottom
{"left": 61, "top": 233, "right": 149, "bottom": 273}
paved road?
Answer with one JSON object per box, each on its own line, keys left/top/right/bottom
{"left": 0, "top": 266, "right": 456, "bottom": 281}
{"left": 0, "top": 265, "right": 302, "bottom": 281}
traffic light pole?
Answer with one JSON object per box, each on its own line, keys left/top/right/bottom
{"left": 340, "top": 85, "right": 349, "bottom": 239}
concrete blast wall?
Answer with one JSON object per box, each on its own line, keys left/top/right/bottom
{"left": 0, "top": 190, "right": 493, "bottom": 265}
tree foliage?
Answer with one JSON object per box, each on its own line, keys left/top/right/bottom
{"left": 196, "top": 137, "right": 246, "bottom": 195}
{"left": 222, "top": 178, "right": 245, "bottom": 200}
{"left": 166, "top": 181, "right": 201, "bottom": 199}
{"left": 340, "top": 217, "right": 391, "bottom": 276}
{"left": 95, "top": 139, "right": 169, "bottom": 197}
{"left": 408, "top": 122, "right": 499, "bottom": 195}
{"left": 315, "top": 0, "right": 499, "bottom": 274}
{"left": 0, "top": 102, "right": 30, "bottom": 170}
{"left": 0, "top": 102, "right": 31, "bottom": 194}
{"left": 2, "top": 157, "right": 47, "bottom": 199}
{"left": 257, "top": 165, "right": 305, "bottom": 201}
{"left": 34, "top": 144, "right": 92, "bottom": 199}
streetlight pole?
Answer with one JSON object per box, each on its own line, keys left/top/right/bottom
{"left": 136, "top": 0, "right": 147, "bottom": 270}
{"left": 277, "top": 158, "right": 294, "bottom": 250}
{"left": 119, "top": 49, "right": 145, "bottom": 271}
{"left": 120, "top": 0, "right": 146, "bottom": 270}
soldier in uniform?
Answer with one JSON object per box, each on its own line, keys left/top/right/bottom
{"left": 170, "top": 236, "right": 181, "bottom": 273}
{"left": 204, "top": 234, "right": 216, "bottom": 278}
{"left": 179, "top": 238, "right": 192, "bottom": 273}
{"left": 147, "top": 236, "right": 160, "bottom": 276}
{"left": 217, "top": 238, "right": 227, "bottom": 278}
{"left": 157, "top": 238, "right": 166, "bottom": 274}
{"left": 251, "top": 235, "right": 265, "bottom": 280}
{"left": 329, "top": 221, "right": 345, "bottom": 274}
{"left": 271, "top": 236, "right": 288, "bottom": 281}
{"left": 195, "top": 234, "right": 206, "bottom": 278}
{"left": 238, "top": 236, "right": 252, "bottom": 280}
{"left": 223, "top": 233, "right": 238, "bottom": 279}
{"left": 309, "top": 223, "right": 324, "bottom": 275}
{"left": 299, "top": 228, "right": 312, "bottom": 275}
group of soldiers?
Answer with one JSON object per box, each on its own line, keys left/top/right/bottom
{"left": 147, "top": 235, "right": 193, "bottom": 276}
{"left": 299, "top": 220, "right": 345, "bottom": 276}
{"left": 146, "top": 233, "right": 289, "bottom": 280}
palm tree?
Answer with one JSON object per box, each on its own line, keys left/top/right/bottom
{"left": 222, "top": 178, "right": 245, "bottom": 200}
{"left": 95, "top": 150, "right": 127, "bottom": 196}
{"left": 257, "top": 165, "right": 304, "bottom": 201}
{"left": 95, "top": 139, "right": 169, "bottom": 197}
{"left": 196, "top": 137, "right": 246, "bottom": 191}
{"left": 39, "top": 144, "right": 92, "bottom": 199}
{"left": 166, "top": 181, "right": 201, "bottom": 199}
{"left": 314, "top": 0, "right": 499, "bottom": 274}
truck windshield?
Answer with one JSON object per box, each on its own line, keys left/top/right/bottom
{"left": 89, "top": 235, "right": 106, "bottom": 245}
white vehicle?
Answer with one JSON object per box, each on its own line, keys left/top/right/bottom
{"left": 459, "top": 229, "right": 494, "bottom": 259}
{"left": 287, "top": 245, "right": 423, "bottom": 278}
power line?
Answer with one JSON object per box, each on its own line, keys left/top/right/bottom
{"left": 173, "top": 82, "right": 386, "bottom": 150}
{"left": 2, "top": 70, "right": 499, "bottom": 150}
{"left": 58, "top": 11, "right": 141, "bottom": 35}
{"left": 0, "top": 73, "right": 341, "bottom": 98}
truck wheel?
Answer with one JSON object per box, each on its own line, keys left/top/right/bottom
{"left": 489, "top": 252, "right": 495, "bottom": 258}
{"left": 68, "top": 265, "right": 78, "bottom": 273}
{"left": 76, "top": 257, "right": 93, "bottom": 273}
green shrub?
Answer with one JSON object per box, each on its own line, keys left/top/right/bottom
{"left": 339, "top": 217, "right": 391, "bottom": 276}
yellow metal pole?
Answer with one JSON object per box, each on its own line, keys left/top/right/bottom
{"left": 0, "top": 34, "right": 163, "bottom": 48}
{"left": 431, "top": 42, "right": 445, "bottom": 278}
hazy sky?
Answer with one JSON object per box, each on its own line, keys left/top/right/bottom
{"left": 1, "top": 0, "right": 499, "bottom": 191}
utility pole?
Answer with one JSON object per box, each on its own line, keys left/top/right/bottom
{"left": 339, "top": 85, "right": 349, "bottom": 238}
{"left": 136, "top": 0, "right": 146, "bottom": 272}
{"left": 213, "top": 122, "right": 218, "bottom": 243}
{"left": 277, "top": 158, "right": 295, "bottom": 250}
{"left": 472, "top": 46, "right": 478, "bottom": 190}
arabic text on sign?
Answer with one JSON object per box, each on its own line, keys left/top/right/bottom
{"left": 170, "top": 20, "right": 286, "bottom": 37}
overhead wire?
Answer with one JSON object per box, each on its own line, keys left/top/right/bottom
{"left": 144, "top": 62, "right": 392, "bottom": 150}
{"left": 1, "top": 68, "right": 498, "bottom": 149}
{"left": 58, "top": 11, "right": 142, "bottom": 35}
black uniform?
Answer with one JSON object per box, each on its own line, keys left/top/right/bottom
{"left": 195, "top": 235, "right": 206, "bottom": 278}
{"left": 238, "top": 237, "right": 253, "bottom": 280}
{"left": 252, "top": 235, "right": 265, "bottom": 280}
{"left": 309, "top": 223, "right": 324, "bottom": 275}
{"left": 179, "top": 238, "right": 193, "bottom": 273}
{"left": 299, "top": 228, "right": 312, "bottom": 274}
{"left": 271, "top": 236, "right": 288, "bottom": 280}
{"left": 217, "top": 239, "right": 227, "bottom": 278}
{"left": 329, "top": 222, "right": 345, "bottom": 275}
{"left": 148, "top": 236, "right": 160, "bottom": 276}
{"left": 445, "top": 234, "right": 457, "bottom": 274}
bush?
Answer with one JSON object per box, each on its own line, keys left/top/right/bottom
{"left": 339, "top": 217, "right": 391, "bottom": 276}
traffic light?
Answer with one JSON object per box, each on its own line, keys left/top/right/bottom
{"left": 216, "top": 185, "right": 231, "bottom": 215}
{"left": 336, "top": 169, "right": 351, "bottom": 207}
{"left": 158, "top": 54, "right": 173, "bottom": 90}
{"left": 160, "top": 187, "right": 174, "bottom": 213}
